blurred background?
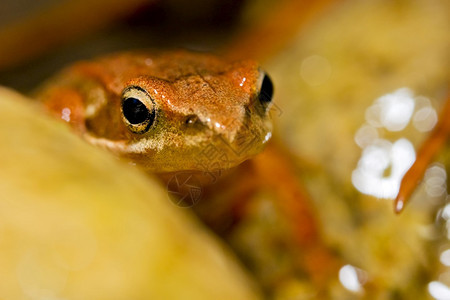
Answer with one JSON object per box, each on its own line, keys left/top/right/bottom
{"left": 0, "top": 0, "right": 449, "bottom": 299}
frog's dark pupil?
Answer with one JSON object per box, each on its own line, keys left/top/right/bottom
{"left": 123, "top": 97, "right": 150, "bottom": 124}
{"left": 258, "top": 74, "right": 274, "bottom": 104}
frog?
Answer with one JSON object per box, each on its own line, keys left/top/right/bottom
{"left": 36, "top": 50, "right": 274, "bottom": 174}
{"left": 35, "top": 49, "right": 339, "bottom": 293}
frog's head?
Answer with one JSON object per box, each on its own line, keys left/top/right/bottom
{"left": 46, "top": 51, "right": 274, "bottom": 173}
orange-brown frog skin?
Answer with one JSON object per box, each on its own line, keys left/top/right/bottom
{"left": 36, "top": 50, "right": 273, "bottom": 173}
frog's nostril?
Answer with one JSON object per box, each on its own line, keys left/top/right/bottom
{"left": 258, "top": 74, "right": 273, "bottom": 104}
{"left": 185, "top": 114, "right": 199, "bottom": 125}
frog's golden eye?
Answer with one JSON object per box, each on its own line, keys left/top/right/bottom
{"left": 121, "top": 87, "right": 156, "bottom": 134}
{"left": 258, "top": 73, "right": 274, "bottom": 104}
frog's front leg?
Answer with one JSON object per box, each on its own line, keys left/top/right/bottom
{"left": 39, "top": 86, "right": 86, "bottom": 132}
{"left": 194, "top": 141, "right": 341, "bottom": 291}
{"left": 252, "top": 142, "right": 341, "bottom": 287}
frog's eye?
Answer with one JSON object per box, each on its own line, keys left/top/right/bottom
{"left": 121, "top": 87, "right": 156, "bottom": 134}
{"left": 258, "top": 73, "right": 273, "bottom": 104}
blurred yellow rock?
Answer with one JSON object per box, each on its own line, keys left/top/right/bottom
{"left": 0, "top": 87, "right": 261, "bottom": 299}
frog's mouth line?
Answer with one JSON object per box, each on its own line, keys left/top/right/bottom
{"left": 83, "top": 119, "right": 272, "bottom": 173}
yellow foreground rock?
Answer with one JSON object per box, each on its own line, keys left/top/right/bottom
{"left": 0, "top": 87, "right": 261, "bottom": 300}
